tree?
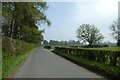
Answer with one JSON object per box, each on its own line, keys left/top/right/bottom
{"left": 68, "top": 40, "right": 76, "bottom": 46}
{"left": 76, "top": 24, "right": 104, "bottom": 46}
{"left": 2, "top": 2, "right": 14, "bottom": 37}
{"left": 49, "top": 40, "right": 59, "bottom": 45}
{"left": 43, "top": 40, "right": 49, "bottom": 45}
{"left": 110, "top": 20, "right": 120, "bottom": 46}
{"left": 2, "top": 2, "right": 51, "bottom": 44}
{"left": 48, "top": 40, "right": 81, "bottom": 46}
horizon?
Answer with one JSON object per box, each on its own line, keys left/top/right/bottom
{"left": 39, "top": 0, "right": 119, "bottom": 43}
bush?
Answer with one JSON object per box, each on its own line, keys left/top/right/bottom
{"left": 54, "top": 47, "right": 120, "bottom": 67}
{"left": 2, "top": 37, "right": 15, "bottom": 54}
{"left": 83, "top": 44, "right": 109, "bottom": 48}
{"left": 2, "top": 37, "right": 37, "bottom": 78}
{"left": 44, "top": 46, "right": 51, "bottom": 49}
{"left": 54, "top": 50, "right": 120, "bottom": 80}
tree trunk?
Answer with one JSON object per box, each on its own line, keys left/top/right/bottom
{"left": 117, "top": 40, "right": 120, "bottom": 46}
{"left": 88, "top": 41, "right": 92, "bottom": 47}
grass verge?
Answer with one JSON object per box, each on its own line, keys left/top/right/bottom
{"left": 0, "top": 52, "right": 2, "bottom": 79}
{"left": 2, "top": 37, "right": 38, "bottom": 78}
{"left": 2, "top": 47, "right": 37, "bottom": 78}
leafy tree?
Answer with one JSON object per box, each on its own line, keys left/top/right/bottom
{"left": 2, "top": 2, "right": 14, "bottom": 37}
{"left": 43, "top": 40, "right": 49, "bottom": 45}
{"left": 2, "top": 2, "right": 51, "bottom": 45}
{"left": 76, "top": 24, "right": 104, "bottom": 46}
{"left": 48, "top": 40, "right": 81, "bottom": 46}
{"left": 49, "top": 40, "right": 59, "bottom": 45}
{"left": 68, "top": 40, "right": 76, "bottom": 46}
{"left": 110, "top": 20, "right": 120, "bottom": 46}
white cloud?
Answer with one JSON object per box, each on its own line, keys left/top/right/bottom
{"left": 44, "top": 0, "right": 120, "bottom": 42}
{"left": 45, "top": 0, "right": 120, "bottom": 2}
{"left": 71, "top": 0, "right": 119, "bottom": 42}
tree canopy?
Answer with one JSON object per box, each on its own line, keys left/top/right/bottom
{"left": 2, "top": 2, "right": 51, "bottom": 45}
{"left": 76, "top": 24, "right": 104, "bottom": 46}
{"left": 44, "top": 40, "right": 81, "bottom": 46}
{"left": 110, "top": 20, "right": 120, "bottom": 46}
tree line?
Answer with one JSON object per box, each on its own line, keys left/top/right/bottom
{"left": 44, "top": 21, "right": 120, "bottom": 47}
{"left": 43, "top": 40, "right": 81, "bottom": 46}
{"left": 2, "top": 2, "right": 119, "bottom": 46}
{"left": 43, "top": 39, "right": 116, "bottom": 47}
{"left": 44, "top": 20, "right": 120, "bottom": 47}
{"left": 76, "top": 21, "right": 120, "bottom": 47}
{"left": 2, "top": 2, "right": 51, "bottom": 44}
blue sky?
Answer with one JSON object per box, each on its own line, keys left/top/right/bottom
{"left": 40, "top": 0, "right": 119, "bottom": 42}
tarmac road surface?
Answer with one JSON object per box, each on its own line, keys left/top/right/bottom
{"left": 13, "top": 47, "right": 106, "bottom": 78}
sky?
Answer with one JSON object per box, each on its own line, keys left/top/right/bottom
{"left": 40, "top": 0, "right": 120, "bottom": 42}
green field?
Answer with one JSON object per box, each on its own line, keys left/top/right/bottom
{"left": 80, "top": 47, "right": 120, "bottom": 51}
{"left": 45, "top": 45, "right": 120, "bottom": 51}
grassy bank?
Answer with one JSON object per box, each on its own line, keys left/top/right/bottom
{"left": 0, "top": 37, "right": 2, "bottom": 79}
{"left": 0, "top": 52, "right": 2, "bottom": 79}
{"left": 2, "top": 37, "right": 38, "bottom": 78}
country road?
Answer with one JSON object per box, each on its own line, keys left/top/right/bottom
{"left": 13, "top": 47, "right": 106, "bottom": 78}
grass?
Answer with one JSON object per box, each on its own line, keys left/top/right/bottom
{"left": 49, "top": 45, "right": 120, "bottom": 51}
{"left": 0, "top": 52, "right": 2, "bottom": 79}
{"left": 3, "top": 53, "right": 26, "bottom": 78}
{"left": 2, "top": 37, "right": 38, "bottom": 78}
{"left": 44, "top": 45, "right": 55, "bottom": 51}
{"left": 82, "top": 47, "right": 120, "bottom": 51}
{"left": 0, "top": 37, "right": 2, "bottom": 79}
{"left": 2, "top": 48, "right": 37, "bottom": 78}
{"left": 49, "top": 46, "right": 55, "bottom": 51}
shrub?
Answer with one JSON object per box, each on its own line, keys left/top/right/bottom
{"left": 54, "top": 47, "right": 120, "bottom": 67}
{"left": 44, "top": 46, "right": 51, "bottom": 49}
{"left": 2, "top": 37, "right": 37, "bottom": 78}
{"left": 2, "top": 37, "right": 15, "bottom": 54}
{"left": 55, "top": 51, "right": 120, "bottom": 80}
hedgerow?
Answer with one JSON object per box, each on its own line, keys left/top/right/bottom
{"left": 53, "top": 46, "right": 120, "bottom": 79}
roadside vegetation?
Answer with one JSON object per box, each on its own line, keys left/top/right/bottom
{"left": 44, "top": 21, "right": 120, "bottom": 79}
{"left": 56, "top": 52, "right": 120, "bottom": 79}
{"left": 80, "top": 47, "right": 120, "bottom": 51}
{"left": 2, "top": 1, "right": 120, "bottom": 79}
{"left": 76, "top": 24, "right": 104, "bottom": 47}
{"left": 2, "top": 2, "right": 50, "bottom": 78}
{"left": 2, "top": 37, "right": 37, "bottom": 78}
{"left": 44, "top": 46, "right": 120, "bottom": 79}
